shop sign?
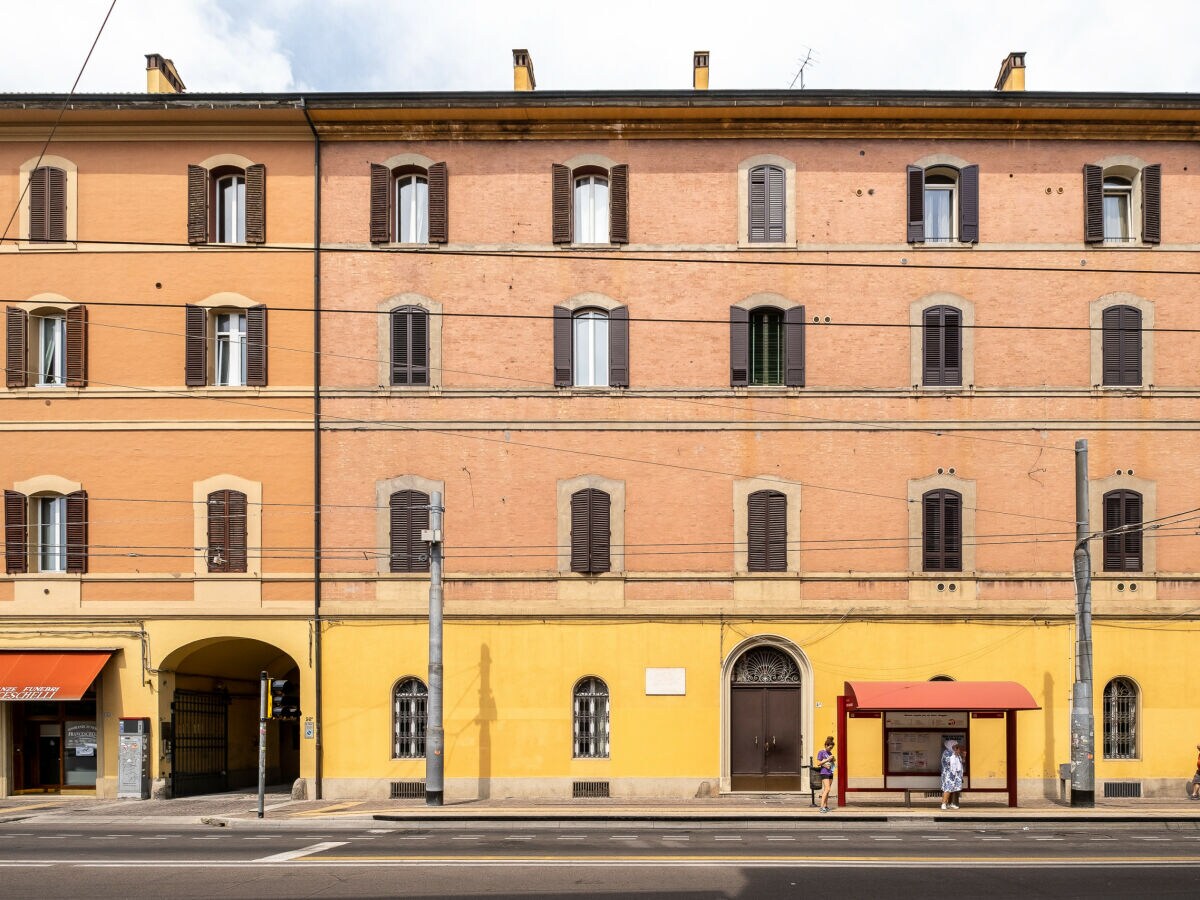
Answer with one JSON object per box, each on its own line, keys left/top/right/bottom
{"left": 884, "top": 711, "right": 967, "bottom": 728}
{"left": 0, "top": 685, "right": 61, "bottom": 701}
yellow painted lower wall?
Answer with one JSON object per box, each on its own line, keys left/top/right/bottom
{"left": 1, "top": 615, "right": 1194, "bottom": 801}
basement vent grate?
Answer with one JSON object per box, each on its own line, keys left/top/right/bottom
{"left": 390, "top": 781, "right": 426, "bottom": 800}
{"left": 573, "top": 780, "right": 610, "bottom": 799}
{"left": 1103, "top": 781, "right": 1142, "bottom": 798}
{"left": 923, "top": 791, "right": 942, "bottom": 799}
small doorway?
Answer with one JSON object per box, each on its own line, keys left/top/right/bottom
{"left": 729, "top": 647, "right": 803, "bottom": 791}
{"left": 12, "top": 693, "right": 99, "bottom": 793}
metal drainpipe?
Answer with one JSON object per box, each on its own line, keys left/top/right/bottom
{"left": 301, "top": 99, "right": 324, "bottom": 801}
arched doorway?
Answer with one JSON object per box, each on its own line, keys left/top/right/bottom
{"left": 159, "top": 638, "right": 300, "bottom": 798}
{"left": 727, "top": 642, "right": 807, "bottom": 791}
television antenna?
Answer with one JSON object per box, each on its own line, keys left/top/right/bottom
{"left": 788, "top": 48, "right": 819, "bottom": 89}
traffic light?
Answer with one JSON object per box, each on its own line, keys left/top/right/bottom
{"left": 269, "top": 678, "right": 300, "bottom": 720}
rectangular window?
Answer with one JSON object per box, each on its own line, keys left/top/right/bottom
{"left": 750, "top": 310, "right": 783, "bottom": 386}
{"left": 573, "top": 175, "right": 609, "bottom": 244}
{"left": 38, "top": 315, "right": 65, "bottom": 386}
{"left": 1102, "top": 192, "right": 1130, "bottom": 243}
{"left": 1103, "top": 491, "right": 1142, "bottom": 572}
{"left": 572, "top": 311, "right": 609, "bottom": 387}
{"left": 37, "top": 496, "right": 67, "bottom": 573}
{"left": 922, "top": 490, "right": 962, "bottom": 572}
{"left": 215, "top": 312, "right": 247, "bottom": 386}
{"left": 215, "top": 174, "right": 246, "bottom": 243}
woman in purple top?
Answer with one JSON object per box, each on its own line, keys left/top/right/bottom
{"left": 817, "top": 736, "right": 836, "bottom": 813}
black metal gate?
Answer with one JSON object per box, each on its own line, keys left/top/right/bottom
{"left": 171, "top": 690, "right": 229, "bottom": 797}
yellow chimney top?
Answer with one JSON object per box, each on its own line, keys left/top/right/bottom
{"left": 145, "top": 53, "right": 185, "bottom": 94}
{"left": 512, "top": 49, "right": 536, "bottom": 91}
{"left": 994, "top": 51, "right": 1026, "bottom": 91}
{"left": 693, "top": 51, "right": 710, "bottom": 90}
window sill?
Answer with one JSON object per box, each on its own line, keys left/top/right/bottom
{"left": 910, "top": 240, "right": 974, "bottom": 249}
{"left": 7, "top": 571, "right": 81, "bottom": 579}
{"left": 558, "top": 386, "right": 626, "bottom": 395}
{"left": 1089, "top": 240, "right": 1149, "bottom": 249}
{"left": 379, "top": 242, "right": 440, "bottom": 251}
{"left": 560, "top": 243, "right": 621, "bottom": 251}
{"left": 16, "top": 241, "right": 77, "bottom": 251}
{"left": 737, "top": 240, "right": 797, "bottom": 250}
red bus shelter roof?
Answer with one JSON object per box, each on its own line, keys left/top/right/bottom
{"left": 844, "top": 680, "right": 1039, "bottom": 712}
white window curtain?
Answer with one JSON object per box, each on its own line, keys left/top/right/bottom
{"left": 572, "top": 310, "right": 609, "bottom": 387}
{"left": 1103, "top": 183, "right": 1131, "bottom": 241}
{"left": 396, "top": 174, "right": 429, "bottom": 243}
{"left": 38, "top": 495, "right": 67, "bottom": 573}
{"left": 924, "top": 186, "right": 954, "bottom": 241}
{"left": 215, "top": 312, "right": 247, "bottom": 386}
{"left": 39, "top": 314, "right": 65, "bottom": 386}
{"left": 215, "top": 174, "right": 246, "bottom": 243}
{"left": 573, "top": 175, "right": 609, "bottom": 243}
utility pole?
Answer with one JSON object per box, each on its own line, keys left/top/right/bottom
{"left": 1070, "top": 440, "right": 1095, "bottom": 807}
{"left": 424, "top": 491, "right": 445, "bottom": 806}
{"left": 257, "top": 669, "right": 268, "bottom": 819}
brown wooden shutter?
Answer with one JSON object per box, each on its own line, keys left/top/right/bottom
{"left": 942, "top": 308, "right": 962, "bottom": 385}
{"left": 28, "top": 166, "right": 47, "bottom": 241}
{"left": 65, "top": 490, "right": 88, "bottom": 575}
{"left": 589, "top": 490, "right": 611, "bottom": 573}
{"left": 608, "top": 305, "right": 629, "bottom": 388}
{"left": 783, "top": 306, "right": 805, "bottom": 387}
{"left": 1142, "top": 163, "right": 1161, "bottom": 245}
{"left": 187, "top": 165, "right": 209, "bottom": 244}
{"left": 923, "top": 306, "right": 961, "bottom": 386}
{"left": 729, "top": 306, "right": 750, "bottom": 386}
{"left": 923, "top": 490, "right": 961, "bottom": 571}
{"left": 609, "top": 164, "right": 629, "bottom": 244}
{"left": 427, "top": 162, "right": 449, "bottom": 243}
{"left": 6, "top": 306, "right": 28, "bottom": 389}
{"left": 226, "top": 490, "right": 247, "bottom": 573}
{"left": 4, "top": 490, "right": 27, "bottom": 574}
{"left": 747, "top": 166, "right": 767, "bottom": 242}
{"left": 552, "top": 164, "right": 572, "bottom": 244}
{"left": 370, "top": 163, "right": 391, "bottom": 243}
{"left": 766, "top": 166, "right": 785, "bottom": 242}
{"left": 243, "top": 163, "right": 266, "bottom": 244}
{"left": 1083, "top": 164, "right": 1104, "bottom": 243}
{"left": 391, "top": 307, "right": 410, "bottom": 385}
{"left": 1103, "top": 490, "right": 1143, "bottom": 572}
{"left": 207, "top": 490, "right": 229, "bottom": 573}
{"left": 922, "top": 308, "right": 942, "bottom": 385}
{"left": 390, "top": 490, "right": 430, "bottom": 573}
{"left": 570, "top": 490, "right": 591, "bottom": 573}
{"left": 245, "top": 304, "right": 268, "bottom": 387}
{"left": 1102, "top": 305, "right": 1141, "bottom": 386}
{"left": 185, "top": 304, "right": 207, "bottom": 386}
{"left": 391, "top": 306, "right": 429, "bottom": 386}
{"left": 906, "top": 165, "right": 925, "bottom": 242}
{"left": 65, "top": 305, "right": 87, "bottom": 387}
{"left": 747, "top": 489, "right": 786, "bottom": 572}
{"left": 553, "top": 305, "right": 572, "bottom": 387}
{"left": 46, "top": 167, "right": 67, "bottom": 242}
{"left": 959, "top": 164, "right": 980, "bottom": 243}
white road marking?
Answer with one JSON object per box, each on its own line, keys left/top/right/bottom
{"left": 980, "top": 837, "right": 1009, "bottom": 841}
{"left": 36, "top": 836, "right": 66, "bottom": 840}
{"left": 1133, "top": 837, "right": 1170, "bottom": 841}
{"left": 90, "top": 836, "right": 118, "bottom": 840}
{"left": 556, "top": 836, "right": 585, "bottom": 840}
{"left": 192, "top": 836, "right": 221, "bottom": 841}
{"left": 818, "top": 836, "right": 849, "bottom": 841}
{"left": 255, "top": 841, "right": 348, "bottom": 863}
{"left": 663, "top": 835, "right": 691, "bottom": 841}
{"left": 504, "top": 836, "right": 533, "bottom": 841}
{"left": 610, "top": 835, "right": 638, "bottom": 841}
{"left": 871, "top": 837, "right": 902, "bottom": 841}
{"left": 924, "top": 837, "right": 955, "bottom": 841}
{"left": 139, "top": 836, "right": 169, "bottom": 841}
{"left": 766, "top": 836, "right": 795, "bottom": 842}
{"left": 713, "top": 836, "right": 742, "bottom": 842}
{"left": 452, "top": 835, "right": 483, "bottom": 841}
{"left": 398, "top": 835, "right": 428, "bottom": 841}
{"left": 242, "top": 836, "right": 274, "bottom": 841}
{"left": 1033, "top": 837, "right": 1064, "bottom": 842}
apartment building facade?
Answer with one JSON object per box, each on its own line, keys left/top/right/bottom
{"left": 2, "top": 52, "right": 1198, "bottom": 801}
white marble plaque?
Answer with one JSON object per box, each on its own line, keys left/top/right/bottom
{"left": 645, "top": 667, "right": 685, "bottom": 695}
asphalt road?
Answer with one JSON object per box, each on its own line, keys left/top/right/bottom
{"left": 1, "top": 820, "right": 1198, "bottom": 898}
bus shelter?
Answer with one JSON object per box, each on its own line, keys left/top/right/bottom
{"left": 836, "top": 681, "right": 1040, "bottom": 808}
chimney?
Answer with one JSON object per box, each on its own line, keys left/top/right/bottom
{"left": 693, "top": 51, "right": 710, "bottom": 90}
{"left": 994, "top": 51, "right": 1026, "bottom": 91}
{"left": 512, "top": 49, "right": 536, "bottom": 91}
{"left": 145, "top": 53, "right": 185, "bottom": 94}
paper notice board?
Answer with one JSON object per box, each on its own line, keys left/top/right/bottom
{"left": 887, "top": 730, "right": 949, "bottom": 774}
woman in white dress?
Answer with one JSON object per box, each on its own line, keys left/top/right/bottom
{"left": 940, "top": 739, "right": 963, "bottom": 810}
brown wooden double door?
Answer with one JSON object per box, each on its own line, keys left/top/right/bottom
{"left": 730, "top": 685, "right": 803, "bottom": 791}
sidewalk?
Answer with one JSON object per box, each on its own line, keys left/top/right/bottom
{"left": 3, "top": 792, "right": 1199, "bottom": 828}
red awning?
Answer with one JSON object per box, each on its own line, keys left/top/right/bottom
{"left": 0, "top": 651, "right": 112, "bottom": 701}
{"left": 844, "top": 680, "right": 1039, "bottom": 712}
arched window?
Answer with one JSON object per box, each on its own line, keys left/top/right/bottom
{"left": 922, "top": 489, "right": 962, "bottom": 572}
{"left": 395, "top": 171, "right": 429, "bottom": 244}
{"left": 389, "top": 490, "right": 431, "bottom": 573}
{"left": 922, "top": 305, "right": 962, "bottom": 386}
{"left": 206, "top": 489, "right": 248, "bottom": 573}
{"left": 573, "top": 677, "right": 610, "bottom": 759}
{"left": 392, "top": 677, "right": 428, "bottom": 759}
{"left": 572, "top": 309, "right": 609, "bottom": 387}
{"left": 390, "top": 306, "right": 430, "bottom": 386}
{"left": 1101, "top": 176, "right": 1132, "bottom": 243}
{"left": 747, "top": 164, "right": 785, "bottom": 242}
{"left": 929, "top": 675, "right": 955, "bottom": 682}
{"left": 573, "top": 173, "right": 609, "bottom": 243}
{"left": 1084, "top": 163, "right": 1161, "bottom": 245}
{"left": 214, "top": 310, "right": 247, "bottom": 386}
{"left": 28, "top": 166, "right": 67, "bottom": 242}
{"left": 570, "top": 488, "right": 611, "bottom": 574}
{"left": 1102, "top": 490, "right": 1143, "bottom": 572}
{"left": 213, "top": 168, "right": 247, "bottom": 244}
{"left": 747, "top": 489, "right": 787, "bottom": 572}
{"left": 923, "top": 168, "right": 958, "bottom": 242}
{"left": 1102, "top": 677, "right": 1138, "bottom": 759}
{"left": 749, "top": 307, "right": 783, "bottom": 386}
{"left": 1101, "top": 305, "right": 1142, "bottom": 386}
{"left": 34, "top": 309, "right": 65, "bottom": 387}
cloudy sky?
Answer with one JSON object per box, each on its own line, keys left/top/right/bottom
{"left": 1, "top": 0, "right": 1197, "bottom": 95}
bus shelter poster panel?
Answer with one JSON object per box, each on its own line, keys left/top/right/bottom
{"left": 884, "top": 711, "right": 967, "bottom": 790}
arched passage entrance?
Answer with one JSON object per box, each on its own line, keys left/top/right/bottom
{"left": 158, "top": 638, "right": 300, "bottom": 798}
{"left": 722, "top": 637, "right": 812, "bottom": 792}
